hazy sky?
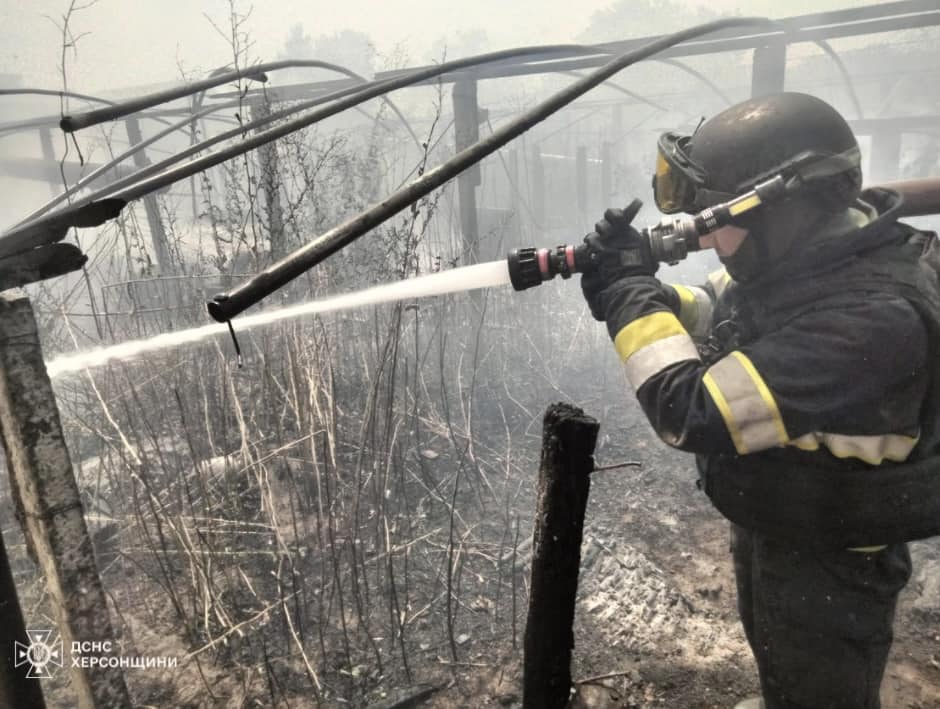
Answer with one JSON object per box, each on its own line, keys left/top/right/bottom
{"left": 0, "top": 0, "right": 890, "bottom": 92}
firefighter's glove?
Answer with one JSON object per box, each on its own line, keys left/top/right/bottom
{"left": 581, "top": 199, "right": 659, "bottom": 322}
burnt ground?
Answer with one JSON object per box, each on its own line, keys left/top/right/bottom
{"left": 416, "top": 397, "right": 940, "bottom": 709}
{"left": 29, "top": 393, "right": 938, "bottom": 708}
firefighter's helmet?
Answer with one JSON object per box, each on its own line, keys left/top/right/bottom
{"left": 653, "top": 93, "right": 863, "bottom": 281}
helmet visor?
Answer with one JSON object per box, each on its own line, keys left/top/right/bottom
{"left": 653, "top": 132, "right": 706, "bottom": 214}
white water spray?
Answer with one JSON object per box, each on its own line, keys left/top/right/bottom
{"left": 46, "top": 260, "right": 512, "bottom": 378}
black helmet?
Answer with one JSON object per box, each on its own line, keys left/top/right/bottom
{"left": 653, "top": 93, "right": 863, "bottom": 281}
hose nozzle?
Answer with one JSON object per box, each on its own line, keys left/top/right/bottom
{"left": 507, "top": 177, "right": 792, "bottom": 292}
{"left": 507, "top": 216, "right": 700, "bottom": 291}
{"left": 508, "top": 245, "right": 586, "bottom": 291}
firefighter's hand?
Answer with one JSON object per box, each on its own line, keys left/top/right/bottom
{"left": 581, "top": 199, "right": 658, "bottom": 321}
{"left": 588, "top": 198, "right": 657, "bottom": 273}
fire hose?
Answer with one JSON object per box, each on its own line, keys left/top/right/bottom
{"left": 205, "top": 30, "right": 940, "bottom": 322}
{"left": 505, "top": 176, "right": 940, "bottom": 291}
{"left": 205, "top": 16, "right": 777, "bottom": 322}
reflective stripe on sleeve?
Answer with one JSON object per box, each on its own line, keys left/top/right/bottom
{"left": 672, "top": 285, "right": 714, "bottom": 339}
{"left": 788, "top": 431, "right": 918, "bottom": 465}
{"left": 613, "top": 312, "right": 700, "bottom": 389}
{"left": 707, "top": 268, "right": 733, "bottom": 299}
{"left": 702, "top": 350, "right": 789, "bottom": 454}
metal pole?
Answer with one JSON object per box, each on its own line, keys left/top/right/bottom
{"left": 576, "top": 146, "right": 588, "bottom": 223}
{"left": 125, "top": 117, "right": 172, "bottom": 274}
{"left": 871, "top": 128, "right": 902, "bottom": 182}
{"left": 531, "top": 146, "right": 545, "bottom": 230}
{"left": 507, "top": 148, "right": 522, "bottom": 247}
{"left": 37, "top": 128, "right": 57, "bottom": 199}
{"left": 751, "top": 40, "right": 787, "bottom": 97}
{"left": 601, "top": 140, "right": 613, "bottom": 207}
{"left": 193, "top": 18, "right": 773, "bottom": 322}
{"left": 453, "top": 78, "right": 482, "bottom": 263}
{"left": 251, "top": 99, "right": 286, "bottom": 260}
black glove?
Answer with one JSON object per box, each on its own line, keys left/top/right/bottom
{"left": 581, "top": 199, "right": 659, "bottom": 321}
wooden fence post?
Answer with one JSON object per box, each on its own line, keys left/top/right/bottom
{"left": 523, "top": 402, "right": 598, "bottom": 709}
{"left": 0, "top": 290, "right": 131, "bottom": 708}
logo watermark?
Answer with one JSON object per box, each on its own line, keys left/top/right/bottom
{"left": 14, "top": 632, "right": 178, "bottom": 679}
{"left": 14, "top": 630, "right": 63, "bottom": 679}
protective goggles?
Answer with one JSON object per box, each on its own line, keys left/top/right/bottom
{"left": 653, "top": 132, "right": 713, "bottom": 214}
{"left": 653, "top": 131, "right": 862, "bottom": 215}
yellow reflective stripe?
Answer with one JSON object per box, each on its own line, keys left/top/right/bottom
{"left": 729, "top": 193, "right": 762, "bottom": 216}
{"left": 613, "top": 311, "right": 687, "bottom": 362}
{"left": 847, "top": 545, "right": 888, "bottom": 553}
{"left": 623, "top": 333, "right": 700, "bottom": 389}
{"left": 731, "top": 352, "right": 789, "bottom": 444}
{"left": 702, "top": 370, "right": 744, "bottom": 452}
{"left": 788, "top": 431, "right": 918, "bottom": 465}
{"left": 702, "top": 351, "right": 788, "bottom": 454}
{"left": 673, "top": 285, "right": 699, "bottom": 325}
{"left": 672, "top": 285, "right": 713, "bottom": 338}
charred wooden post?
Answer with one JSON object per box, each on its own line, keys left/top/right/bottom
{"left": 523, "top": 402, "right": 599, "bottom": 709}
{"left": 0, "top": 290, "right": 131, "bottom": 709}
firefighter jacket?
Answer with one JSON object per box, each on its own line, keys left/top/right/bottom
{"left": 607, "top": 188, "right": 940, "bottom": 548}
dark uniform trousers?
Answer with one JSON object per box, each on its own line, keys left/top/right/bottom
{"left": 731, "top": 524, "right": 912, "bottom": 709}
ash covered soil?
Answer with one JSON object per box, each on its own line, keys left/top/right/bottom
{"left": 79, "top": 391, "right": 939, "bottom": 708}
{"left": 424, "top": 398, "right": 940, "bottom": 709}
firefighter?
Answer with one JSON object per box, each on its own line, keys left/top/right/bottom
{"left": 580, "top": 91, "right": 940, "bottom": 708}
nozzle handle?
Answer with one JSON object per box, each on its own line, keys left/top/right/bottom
{"left": 507, "top": 244, "right": 593, "bottom": 291}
